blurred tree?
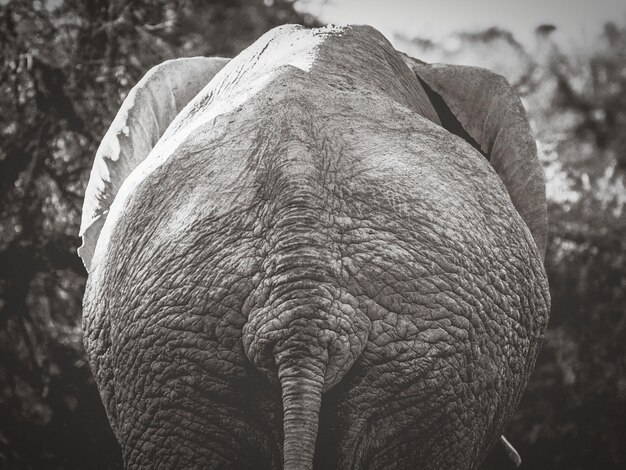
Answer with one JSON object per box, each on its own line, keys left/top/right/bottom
{"left": 0, "top": 0, "right": 316, "bottom": 468}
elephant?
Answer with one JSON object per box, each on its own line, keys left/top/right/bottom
{"left": 78, "top": 24, "right": 550, "bottom": 470}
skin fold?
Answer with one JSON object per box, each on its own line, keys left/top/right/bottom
{"left": 80, "top": 24, "right": 550, "bottom": 470}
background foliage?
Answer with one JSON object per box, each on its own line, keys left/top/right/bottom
{"left": 0, "top": 1, "right": 623, "bottom": 468}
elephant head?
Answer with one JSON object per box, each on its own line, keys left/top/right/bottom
{"left": 79, "top": 24, "right": 549, "bottom": 470}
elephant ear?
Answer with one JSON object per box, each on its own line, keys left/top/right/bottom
{"left": 401, "top": 54, "right": 547, "bottom": 260}
{"left": 78, "top": 57, "right": 230, "bottom": 272}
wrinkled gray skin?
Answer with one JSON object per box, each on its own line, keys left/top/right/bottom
{"left": 80, "top": 25, "right": 550, "bottom": 470}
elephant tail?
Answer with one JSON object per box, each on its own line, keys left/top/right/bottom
{"left": 243, "top": 282, "right": 371, "bottom": 469}
{"left": 276, "top": 353, "right": 326, "bottom": 470}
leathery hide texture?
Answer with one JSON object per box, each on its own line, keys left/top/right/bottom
{"left": 80, "top": 24, "right": 550, "bottom": 470}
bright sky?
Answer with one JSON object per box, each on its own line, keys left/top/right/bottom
{"left": 295, "top": 0, "right": 626, "bottom": 47}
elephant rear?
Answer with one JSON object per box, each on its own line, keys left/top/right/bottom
{"left": 80, "top": 24, "right": 549, "bottom": 470}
